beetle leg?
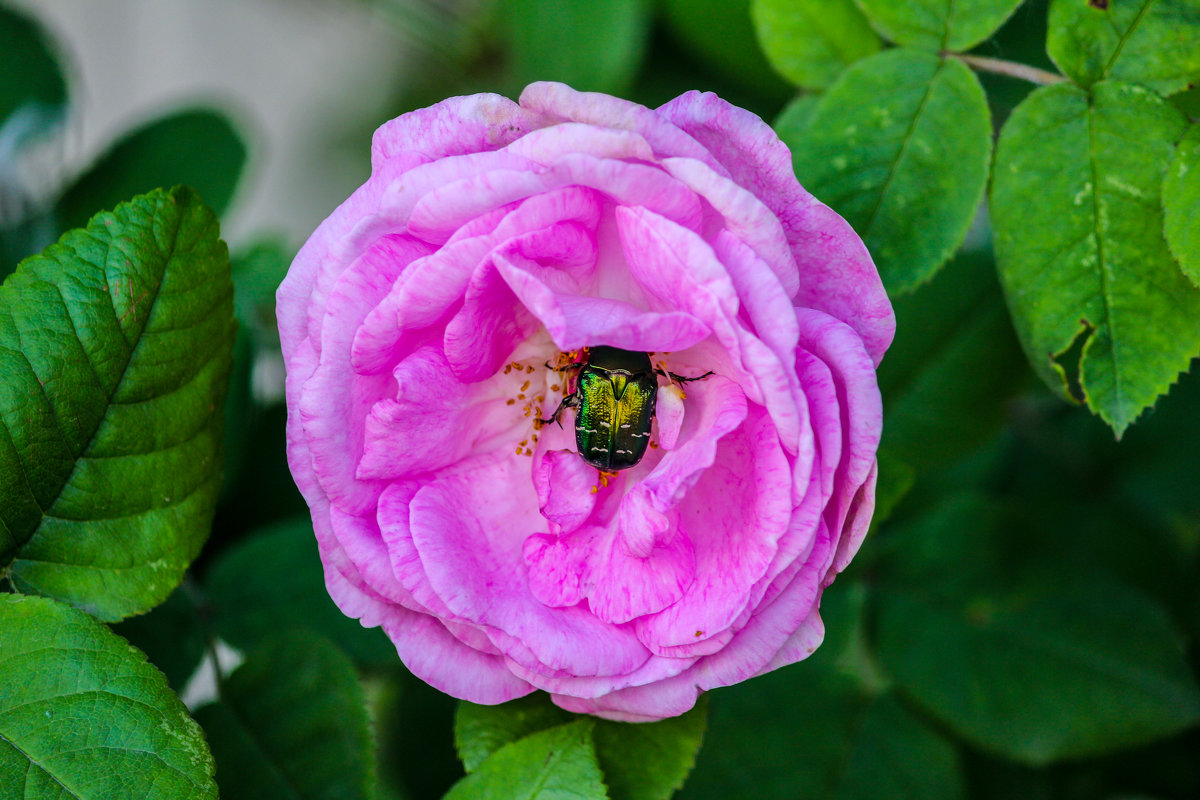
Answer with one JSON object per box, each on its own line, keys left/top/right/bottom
{"left": 539, "top": 392, "right": 580, "bottom": 427}
{"left": 657, "top": 368, "right": 714, "bottom": 385}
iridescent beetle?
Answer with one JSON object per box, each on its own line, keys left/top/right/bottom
{"left": 541, "top": 346, "right": 712, "bottom": 471}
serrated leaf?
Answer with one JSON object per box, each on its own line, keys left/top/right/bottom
{"left": 1163, "top": 123, "right": 1200, "bottom": 285}
{"left": 751, "top": 0, "right": 880, "bottom": 90}
{"left": 991, "top": 81, "right": 1195, "bottom": 435}
{"left": 855, "top": 0, "right": 1025, "bottom": 52}
{"left": 593, "top": 697, "right": 707, "bottom": 800}
{"left": 457, "top": 692, "right": 705, "bottom": 800}
{"left": 193, "top": 632, "right": 376, "bottom": 800}
{"left": 678, "top": 663, "right": 962, "bottom": 800}
{"left": 790, "top": 49, "right": 992, "bottom": 292}
{"left": 446, "top": 720, "right": 607, "bottom": 800}
{"left": 56, "top": 109, "right": 246, "bottom": 233}
{"left": 206, "top": 517, "right": 397, "bottom": 667}
{"left": 1047, "top": 0, "right": 1200, "bottom": 96}
{"left": 875, "top": 496, "right": 1200, "bottom": 764}
{"left": 456, "top": 695, "right": 572, "bottom": 774}
{"left": 0, "top": 186, "right": 235, "bottom": 621}
{"left": 0, "top": 594, "right": 217, "bottom": 799}
{"left": 503, "top": 0, "right": 650, "bottom": 95}
{"left": 877, "top": 249, "right": 1028, "bottom": 470}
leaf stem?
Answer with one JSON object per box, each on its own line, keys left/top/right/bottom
{"left": 949, "top": 53, "right": 1068, "bottom": 86}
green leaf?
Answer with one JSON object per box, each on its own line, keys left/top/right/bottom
{"left": 375, "top": 670, "right": 464, "bottom": 800}
{"left": 592, "top": 698, "right": 707, "bottom": 800}
{"left": 206, "top": 517, "right": 397, "bottom": 667}
{"left": 0, "top": 186, "right": 235, "bottom": 621}
{"left": 773, "top": 93, "right": 820, "bottom": 144}
{"left": 874, "top": 496, "right": 1200, "bottom": 764}
{"left": 502, "top": 0, "right": 650, "bottom": 95}
{"left": 790, "top": 49, "right": 992, "bottom": 292}
{"left": 751, "top": 0, "right": 881, "bottom": 90}
{"left": 446, "top": 719, "right": 607, "bottom": 800}
{"left": 194, "top": 632, "right": 376, "bottom": 800}
{"left": 991, "top": 82, "right": 1195, "bottom": 435}
{"left": 0, "top": 5, "right": 66, "bottom": 130}
{"left": 457, "top": 693, "right": 706, "bottom": 800}
{"left": 855, "top": 0, "right": 1025, "bottom": 52}
{"left": 1163, "top": 123, "right": 1200, "bottom": 285}
{"left": 0, "top": 594, "right": 217, "bottom": 799}
{"left": 877, "top": 248, "right": 1028, "bottom": 470}
{"left": 456, "top": 694, "right": 572, "bottom": 774}
{"left": 1046, "top": 0, "right": 1200, "bottom": 96}
{"left": 678, "top": 664, "right": 963, "bottom": 800}
{"left": 56, "top": 108, "right": 246, "bottom": 233}
{"left": 111, "top": 584, "right": 206, "bottom": 692}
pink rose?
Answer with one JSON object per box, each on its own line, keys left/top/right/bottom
{"left": 278, "top": 82, "right": 893, "bottom": 721}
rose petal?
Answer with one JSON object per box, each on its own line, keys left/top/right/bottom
{"left": 658, "top": 90, "right": 895, "bottom": 363}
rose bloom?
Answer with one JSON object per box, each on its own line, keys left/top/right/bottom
{"left": 278, "top": 82, "right": 893, "bottom": 721}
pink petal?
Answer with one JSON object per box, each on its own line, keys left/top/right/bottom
{"left": 408, "top": 456, "right": 650, "bottom": 677}
{"left": 658, "top": 90, "right": 895, "bottom": 364}
{"left": 519, "top": 82, "right": 727, "bottom": 174}
{"left": 371, "top": 92, "right": 547, "bottom": 171}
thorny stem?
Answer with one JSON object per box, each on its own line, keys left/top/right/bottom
{"left": 949, "top": 53, "right": 1068, "bottom": 86}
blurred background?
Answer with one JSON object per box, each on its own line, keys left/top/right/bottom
{"left": 3, "top": 1, "right": 1198, "bottom": 799}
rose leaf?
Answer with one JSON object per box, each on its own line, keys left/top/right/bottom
{"left": 788, "top": 48, "right": 992, "bottom": 293}
{"left": 56, "top": 109, "right": 247, "bottom": 234}
{"left": 855, "top": 0, "right": 1025, "bottom": 52}
{"left": 876, "top": 248, "right": 1028, "bottom": 471}
{"left": 1047, "top": 0, "right": 1200, "bottom": 97}
{"left": 0, "top": 186, "right": 235, "bottom": 621}
{"left": 193, "top": 632, "right": 376, "bottom": 800}
{"left": 874, "top": 495, "right": 1200, "bottom": 764}
{"left": 1163, "top": 123, "right": 1200, "bottom": 285}
{"left": 772, "top": 92, "right": 820, "bottom": 144}
{"left": 751, "top": 0, "right": 881, "bottom": 90}
{"left": 991, "top": 81, "right": 1196, "bottom": 436}
{"left": 591, "top": 699, "right": 708, "bottom": 800}
{"left": 0, "top": 594, "right": 217, "bottom": 799}
{"left": 205, "top": 517, "right": 397, "bottom": 668}
{"left": 446, "top": 719, "right": 607, "bottom": 800}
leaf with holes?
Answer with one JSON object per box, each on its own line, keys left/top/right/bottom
{"left": 0, "top": 186, "right": 235, "bottom": 620}
{"left": 0, "top": 594, "right": 217, "bottom": 799}
{"left": 788, "top": 48, "right": 992, "bottom": 292}
{"left": 751, "top": 0, "right": 880, "bottom": 90}
{"left": 855, "top": 0, "right": 1025, "bottom": 52}
{"left": 1047, "top": 0, "right": 1200, "bottom": 97}
{"left": 992, "top": 82, "right": 1196, "bottom": 436}
{"left": 1163, "top": 123, "right": 1200, "bottom": 285}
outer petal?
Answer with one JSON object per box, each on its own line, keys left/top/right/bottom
{"left": 658, "top": 90, "right": 895, "bottom": 364}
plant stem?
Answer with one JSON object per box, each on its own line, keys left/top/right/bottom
{"left": 949, "top": 53, "right": 1068, "bottom": 86}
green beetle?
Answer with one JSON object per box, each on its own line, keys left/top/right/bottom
{"left": 541, "top": 346, "right": 711, "bottom": 471}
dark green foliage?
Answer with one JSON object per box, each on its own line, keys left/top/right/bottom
{"left": 56, "top": 109, "right": 247, "bottom": 233}
{"left": 0, "top": 187, "right": 235, "bottom": 621}
{"left": 194, "top": 632, "right": 377, "bottom": 800}
{"left": 788, "top": 49, "right": 993, "bottom": 292}
{"left": 0, "top": 594, "right": 217, "bottom": 799}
